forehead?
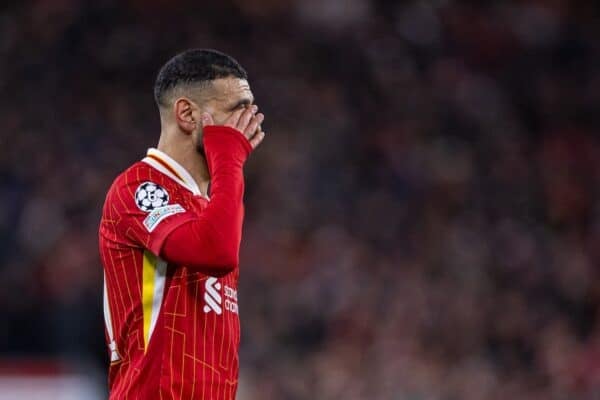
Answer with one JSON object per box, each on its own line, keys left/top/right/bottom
{"left": 206, "top": 77, "right": 253, "bottom": 103}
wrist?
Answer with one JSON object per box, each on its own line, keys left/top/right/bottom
{"left": 202, "top": 125, "right": 252, "bottom": 157}
{"left": 202, "top": 126, "right": 252, "bottom": 178}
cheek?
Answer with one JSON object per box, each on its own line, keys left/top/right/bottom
{"left": 212, "top": 111, "right": 232, "bottom": 126}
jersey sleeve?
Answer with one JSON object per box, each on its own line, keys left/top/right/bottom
{"left": 107, "top": 126, "right": 252, "bottom": 272}
{"left": 110, "top": 173, "right": 196, "bottom": 255}
{"left": 159, "top": 126, "right": 252, "bottom": 275}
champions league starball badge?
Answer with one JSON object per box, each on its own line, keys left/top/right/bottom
{"left": 135, "top": 182, "right": 169, "bottom": 212}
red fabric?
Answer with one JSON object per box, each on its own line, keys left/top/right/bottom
{"left": 160, "top": 125, "right": 251, "bottom": 275}
{"left": 98, "top": 125, "right": 251, "bottom": 400}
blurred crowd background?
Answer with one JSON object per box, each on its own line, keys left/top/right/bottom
{"left": 1, "top": 0, "right": 600, "bottom": 399}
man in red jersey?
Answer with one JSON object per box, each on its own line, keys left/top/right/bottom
{"left": 98, "top": 49, "right": 265, "bottom": 399}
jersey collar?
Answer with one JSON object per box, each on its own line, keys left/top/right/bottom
{"left": 142, "top": 148, "right": 203, "bottom": 197}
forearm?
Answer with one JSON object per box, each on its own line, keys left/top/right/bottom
{"left": 160, "top": 126, "right": 251, "bottom": 275}
{"left": 160, "top": 215, "right": 242, "bottom": 276}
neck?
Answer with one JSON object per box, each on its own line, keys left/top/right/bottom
{"left": 156, "top": 131, "right": 210, "bottom": 196}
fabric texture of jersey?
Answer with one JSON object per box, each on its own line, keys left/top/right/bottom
{"left": 99, "top": 126, "right": 250, "bottom": 399}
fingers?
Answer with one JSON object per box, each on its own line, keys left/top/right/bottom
{"left": 248, "top": 129, "right": 265, "bottom": 149}
{"left": 201, "top": 112, "right": 214, "bottom": 127}
{"left": 244, "top": 113, "right": 264, "bottom": 140}
{"left": 224, "top": 108, "right": 246, "bottom": 129}
{"left": 236, "top": 105, "right": 258, "bottom": 133}
{"left": 212, "top": 104, "right": 266, "bottom": 150}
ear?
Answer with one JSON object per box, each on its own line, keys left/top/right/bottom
{"left": 173, "top": 97, "right": 197, "bottom": 134}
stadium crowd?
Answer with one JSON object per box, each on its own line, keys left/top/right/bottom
{"left": 1, "top": 1, "right": 600, "bottom": 399}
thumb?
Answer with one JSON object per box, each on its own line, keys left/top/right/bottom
{"left": 201, "top": 112, "right": 214, "bottom": 127}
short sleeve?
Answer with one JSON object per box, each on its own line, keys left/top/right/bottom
{"left": 110, "top": 176, "right": 196, "bottom": 255}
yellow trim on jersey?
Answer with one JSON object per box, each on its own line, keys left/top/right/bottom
{"left": 142, "top": 250, "right": 157, "bottom": 351}
{"left": 142, "top": 250, "right": 168, "bottom": 352}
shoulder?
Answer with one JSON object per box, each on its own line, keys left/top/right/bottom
{"left": 104, "top": 161, "right": 182, "bottom": 214}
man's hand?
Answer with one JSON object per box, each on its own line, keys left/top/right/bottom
{"left": 201, "top": 105, "right": 265, "bottom": 150}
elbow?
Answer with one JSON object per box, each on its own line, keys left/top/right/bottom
{"left": 209, "top": 249, "right": 239, "bottom": 278}
{"left": 205, "top": 263, "right": 236, "bottom": 278}
{"left": 210, "top": 245, "right": 239, "bottom": 276}
{"left": 187, "top": 243, "right": 239, "bottom": 277}
{"left": 161, "top": 219, "right": 241, "bottom": 276}
{"left": 210, "top": 234, "right": 240, "bottom": 274}
{"left": 197, "top": 259, "right": 237, "bottom": 278}
{"left": 185, "top": 258, "right": 237, "bottom": 277}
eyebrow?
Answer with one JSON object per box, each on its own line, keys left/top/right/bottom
{"left": 228, "top": 96, "right": 254, "bottom": 111}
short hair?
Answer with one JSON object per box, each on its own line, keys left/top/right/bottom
{"left": 153, "top": 49, "right": 247, "bottom": 108}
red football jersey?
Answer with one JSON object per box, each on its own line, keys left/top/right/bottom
{"left": 99, "top": 145, "right": 242, "bottom": 399}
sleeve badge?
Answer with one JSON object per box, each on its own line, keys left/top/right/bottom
{"left": 135, "top": 182, "right": 170, "bottom": 212}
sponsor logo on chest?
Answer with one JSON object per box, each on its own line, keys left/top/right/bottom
{"left": 203, "top": 277, "right": 238, "bottom": 315}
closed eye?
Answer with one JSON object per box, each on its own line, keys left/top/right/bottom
{"left": 228, "top": 98, "right": 254, "bottom": 112}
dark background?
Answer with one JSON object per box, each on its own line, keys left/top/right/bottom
{"left": 1, "top": 1, "right": 600, "bottom": 398}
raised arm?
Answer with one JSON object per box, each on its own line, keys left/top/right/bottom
{"left": 160, "top": 107, "right": 265, "bottom": 276}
